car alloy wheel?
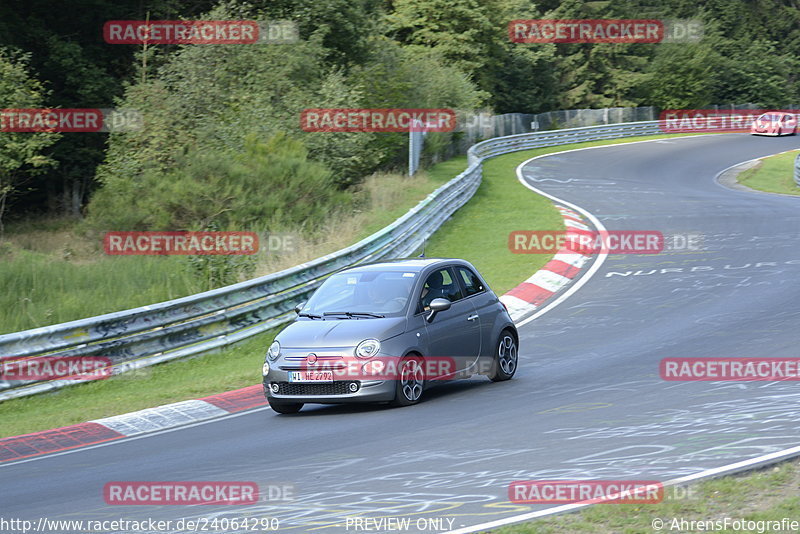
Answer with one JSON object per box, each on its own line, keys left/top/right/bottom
{"left": 392, "top": 355, "right": 424, "bottom": 406}
{"left": 490, "top": 331, "right": 517, "bottom": 382}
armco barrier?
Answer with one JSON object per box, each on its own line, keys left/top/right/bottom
{"left": 0, "top": 121, "right": 662, "bottom": 401}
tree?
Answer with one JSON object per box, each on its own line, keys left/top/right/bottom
{"left": 387, "top": 0, "right": 499, "bottom": 80}
{"left": 0, "top": 48, "right": 59, "bottom": 232}
{"left": 251, "top": 0, "right": 379, "bottom": 68}
{"left": 0, "top": 0, "right": 219, "bottom": 220}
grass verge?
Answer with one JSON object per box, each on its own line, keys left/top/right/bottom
{"left": 737, "top": 149, "right": 800, "bottom": 195}
{"left": 0, "top": 132, "right": 705, "bottom": 438}
{"left": 494, "top": 459, "right": 800, "bottom": 533}
{"left": 0, "top": 247, "right": 202, "bottom": 335}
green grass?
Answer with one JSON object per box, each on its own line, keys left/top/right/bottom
{"left": 0, "top": 246, "right": 202, "bottom": 335}
{"left": 425, "top": 154, "right": 562, "bottom": 294}
{"left": 355, "top": 160, "right": 464, "bottom": 239}
{"left": 737, "top": 149, "right": 800, "bottom": 195}
{"left": 0, "top": 131, "right": 706, "bottom": 438}
{"left": 493, "top": 460, "right": 800, "bottom": 533}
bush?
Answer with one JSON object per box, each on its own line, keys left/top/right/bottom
{"left": 86, "top": 133, "right": 351, "bottom": 233}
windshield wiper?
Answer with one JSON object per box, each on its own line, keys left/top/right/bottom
{"left": 298, "top": 312, "right": 322, "bottom": 319}
{"left": 323, "top": 311, "right": 385, "bottom": 318}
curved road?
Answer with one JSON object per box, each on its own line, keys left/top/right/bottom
{"left": 4, "top": 133, "right": 800, "bottom": 533}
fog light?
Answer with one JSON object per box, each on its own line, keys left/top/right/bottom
{"left": 270, "top": 383, "right": 279, "bottom": 393}
{"left": 348, "top": 382, "right": 359, "bottom": 392}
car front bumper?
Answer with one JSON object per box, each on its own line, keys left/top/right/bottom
{"left": 263, "top": 368, "right": 396, "bottom": 404}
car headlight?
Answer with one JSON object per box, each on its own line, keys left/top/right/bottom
{"left": 267, "top": 340, "right": 281, "bottom": 361}
{"left": 355, "top": 339, "right": 380, "bottom": 359}
{"left": 262, "top": 360, "right": 270, "bottom": 376}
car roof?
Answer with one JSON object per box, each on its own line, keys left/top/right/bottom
{"left": 337, "top": 257, "right": 472, "bottom": 274}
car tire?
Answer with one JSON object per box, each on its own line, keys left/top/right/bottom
{"left": 269, "top": 400, "right": 304, "bottom": 414}
{"left": 391, "top": 354, "right": 425, "bottom": 407}
{"left": 488, "top": 330, "right": 518, "bottom": 382}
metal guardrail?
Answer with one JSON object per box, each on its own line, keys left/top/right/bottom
{"left": 0, "top": 120, "right": 662, "bottom": 401}
{"left": 794, "top": 153, "right": 800, "bottom": 186}
{"left": 468, "top": 120, "right": 661, "bottom": 165}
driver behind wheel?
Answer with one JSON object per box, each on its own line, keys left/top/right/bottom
{"left": 367, "top": 278, "right": 410, "bottom": 313}
{"left": 420, "top": 270, "right": 449, "bottom": 310}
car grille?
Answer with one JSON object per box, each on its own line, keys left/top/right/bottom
{"left": 274, "top": 381, "right": 359, "bottom": 396}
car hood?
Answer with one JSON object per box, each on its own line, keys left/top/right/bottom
{"left": 277, "top": 316, "right": 407, "bottom": 348}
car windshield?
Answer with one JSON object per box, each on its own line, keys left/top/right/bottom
{"left": 301, "top": 270, "right": 417, "bottom": 318}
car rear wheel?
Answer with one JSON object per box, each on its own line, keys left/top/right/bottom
{"left": 269, "top": 400, "right": 304, "bottom": 414}
{"left": 489, "top": 330, "right": 518, "bottom": 382}
{"left": 391, "top": 355, "right": 424, "bottom": 407}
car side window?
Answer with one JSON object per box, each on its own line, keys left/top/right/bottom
{"left": 457, "top": 267, "right": 485, "bottom": 297}
{"left": 418, "top": 267, "right": 464, "bottom": 312}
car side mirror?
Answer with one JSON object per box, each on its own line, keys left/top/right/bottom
{"left": 426, "top": 298, "right": 451, "bottom": 322}
{"left": 294, "top": 302, "right": 306, "bottom": 314}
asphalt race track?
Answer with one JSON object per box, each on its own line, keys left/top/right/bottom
{"left": 4, "top": 133, "right": 800, "bottom": 533}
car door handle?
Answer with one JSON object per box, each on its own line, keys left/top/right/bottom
{"left": 467, "top": 314, "right": 478, "bottom": 321}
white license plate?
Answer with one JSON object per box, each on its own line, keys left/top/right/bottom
{"left": 288, "top": 371, "right": 334, "bottom": 383}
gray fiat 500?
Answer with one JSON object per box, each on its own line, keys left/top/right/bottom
{"left": 262, "top": 258, "right": 518, "bottom": 414}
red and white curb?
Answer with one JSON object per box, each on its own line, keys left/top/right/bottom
{"left": 0, "top": 384, "right": 267, "bottom": 463}
{"left": 500, "top": 205, "right": 593, "bottom": 321}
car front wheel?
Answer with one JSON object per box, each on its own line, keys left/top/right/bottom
{"left": 391, "top": 355, "right": 425, "bottom": 407}
{"left": 489, "top": 331, "right": 518, "bottom": 382}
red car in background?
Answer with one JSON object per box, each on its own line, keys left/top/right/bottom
{"left": 750, "top": 112, "right": 798, "bottom": 136}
